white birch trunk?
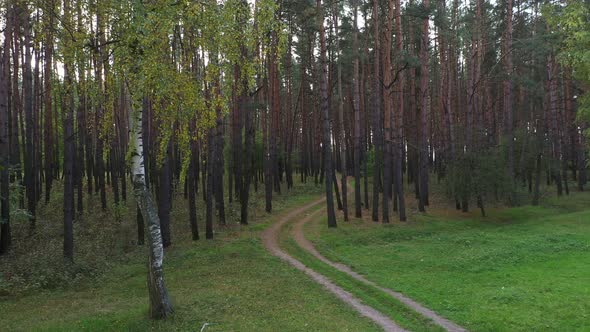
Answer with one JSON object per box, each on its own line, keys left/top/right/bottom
{"left": 129, "top": 99, "right": 173, "bottom": 319}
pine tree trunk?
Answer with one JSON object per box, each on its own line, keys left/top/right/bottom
{"left": 157, "top": 140, "right": 173, "bottom": 248}
{"left": 285, "top": 29, "right": 294, "bottom": 190}
{"left": 86, "top": 96, "right": 94, "bottom": 195}
{"left": 44, "top": 3, "right": 54, "bottom": 204}
{"left": 75, "top": 33, "right": 86, "bottom": 214}
{"left": 241, "top": 84, "right": 253, "bottom": 225}
{"left": 578, "top": 127, "right": 587, "bottom": 191}
{"left": 263, "top": 70, "right": 272, "bottom": 212}
{"left": 271, "top": 30, "right": 281, "bottom": 195}
{"left": 63, "top": 0, "right": 74, "bottom": 261}
{"left": 532, "top": 152, "right": 542, "bottom": 206}
{"left": 333, "top": 3, "right": 348, "bottom": 221}
{"left": 10, "top": 17, "right": 22, "bottom": 198}
{"left": 188, "top": 121, "right": 199, "bottom": 240}
{"left": 371, "top": 0, "right": 382, "bottom": 222}
{"left": 382, "top": 0, "right": 394, "bottom": 224}
{"left": 394, "top": 0, "right": 406, "bottom": 221}
{"left": 0, "top": 24, "right": 11, "bottom": 254}
{"left": 33, "top": 39, "right": 41, "bottom": 206}
{"left": 547, "top": 54, "right": 563, "bottom": 196}
{"left": 504, "top": 0, "right": 515, "bottom": 204}
{"left": 418, "top": 0, "right": 430, "bottom": 213}
{"left": 231, "top": 63, "right": 240, "bottom": 203}
{"left": 352, "top": 0, "right": 362, "bottom": 218}
{"left": 215, "top": 77, "right": 226, "bottom": 225}
{"left": 96, "top": 10, "right": 107, "bottom": 210}
{"left": 361, "top": 33, "right": 370, "bottom": 211}
{"left": 206, "top": 129, "right": 214, "bottom": 239}
{"left": 23, "top": 11, "right": 37, "bottom": 227}
{"left": 76, "top": 115, "right": 84, "bottom": 214}
{"left": 318, "top": 0, "right": 337, "bottom": 228}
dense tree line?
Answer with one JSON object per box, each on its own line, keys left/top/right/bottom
{"left": 0, "top": 0, "right": 587, "bottom": 319}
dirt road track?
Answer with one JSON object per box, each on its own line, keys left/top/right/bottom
{"left": 292, "top": 209, "right": 467, "bottom": 332}
{"left": 261, "top": 197, "right": 408, "bottom": 332}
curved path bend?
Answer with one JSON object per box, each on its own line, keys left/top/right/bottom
{"left": 261, "top": 197, "right": 408, "bottom": 332}
{"left": 292, "top": 209, "right": 467, "bottom": 332}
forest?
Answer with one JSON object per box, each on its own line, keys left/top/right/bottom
{"left": 1, "top": 0, "right": 589, "bottom": 330}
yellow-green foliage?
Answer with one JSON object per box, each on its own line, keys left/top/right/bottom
{"left": 51, "top": 0, "right": 282, "bottom": 178}
{"left": 544, "top": 1, "right": 590, "bottom": 125}
{"left": 103, "top": 0, "right": 281, "bottom": 179}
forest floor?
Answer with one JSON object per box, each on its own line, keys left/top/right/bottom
{"left": 0, "top": 181, "right": 382, "bottom": 331}
{"left": 289, "top": 206, "right": 466, "bottom": 332}
{"left": 1, "top": 180, "right": 589, "bottom": 331}
{"left": 261, "top": 195, "right": 409, "bottom": 332}
{"left": 299, "top": 187, "right": 590, "bottom": 331}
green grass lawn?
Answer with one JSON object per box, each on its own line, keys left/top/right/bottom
{"left": 0, "top": 235, "right": 383, "bottom": 331}
{"left": 3, "top": 177, "right": 589, "bottom": 331}
{"left": 0, "top": 182, "right": 380, "bottom": 331}
{"left": 277, "top": 206, "right": 444, "bottom": 332}
{"left": 283, "top": 238, "right": 445, "bottom": 332}
{"left": 306, "top": 191, "right": 590, "bottom": 331}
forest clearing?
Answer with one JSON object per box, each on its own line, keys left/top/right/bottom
{"left": 1, "top": 0, "right": 589, "bottom": 331}
{"left": 2, "top": 181, "right": 589, "bottom": 331}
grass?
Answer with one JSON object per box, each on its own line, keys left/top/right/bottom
{"left": 273, "top": 204, "right": 442, "bottom": 332}
{"left": 0, "top": 180, "right": 382, "bottom": 331}
{"left": 305, "top": 189, "right": 590, "bottom": 331}
{"left": 283, "top": 239, "right": 444, "bottom": 332}
{"left": 0, "top": 179, "right": 326, "bottom": 295}
{"left": 4, "top": 175, "right": 589, "bottom": 331}
{"left": 1, "top": 236, "right": 381, "bottom": 331}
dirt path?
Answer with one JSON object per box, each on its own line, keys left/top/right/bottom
{"left": 261, "top": 197, "right": 408, "bottom": 332}
{"left": 292, "top": 210, "right": 467, "bottom": 332}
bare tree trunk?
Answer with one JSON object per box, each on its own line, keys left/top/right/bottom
{"left": 578, "top": 131, "right": 587, "bottom": 191}
{"left": 23, "top": 8, "right": 37, "bottom": 227}
{"left": 504, "top": 0, "right": 516, "bottom": 204}
{"left": 532, "top": 130, "right": 543, "bottom": 206}
{"left": 382, "top": 0, "right": 394, "bottom": 224}
{"left": 73, "top": 1, "right": 85, "bottom": 215}
{"left": 86, "top": 95, "right": 94, "bottom": 195}
{"left": 318, "top": 0, "right": 337, "bottom": 228}
{"left": 361, "top": 25, "right": 370, "bottom": 211}
{"left": 240, "top": 55, "right": 253, "bottom": 225}
{"left": 214, "top": 71, "right": 226, "bottom": 225}
{"left": 270, "top": 28, "right": 281, "bottom": 195}
{"left": 75, "top": 34, "right": 86, "bottom": 215}
{"left": 188, "top": 121, "right": 199, "bottom": 240}
{"left": 44, "top": 1, "right": 55, "bottom": 204}
{"left": 157, "top": 140, "right": 173, "bottom": 248}
{"left": 418, "top": 0, "right": 430, "bottom": 213}
{"left": 263, "top": 61, "right": 272, "bottom": 212}
{"left": 371, "top": 0, "right": 382, "bottom": 222}
{"left": 10, "top": 13, "right": 22, "bottom": 202}
{"left": 0, "top": 16, "right": 11, "bottom": 254}
{"left": 63, "top": 0, "right": 74, "bottom": 261}
{"left": 285, "top": 25, "right": 295, "bottom": 190}
{"left": 547, "top": 54, "right": 563, "bottom": 196}
{"left": 33, "top": 37, "right": 41, "bottom": 206}
{"left": 206, "top": 129, "right": 214, "bottom": 239}
{"left": 394, "top": 0, "right": 406, "bottom": 221}
{"left": 95, "top": 11, "right": 107, "bottom": 210}
{"left": 333, "top": 2, "right": 348, "bottom": 221}
{"left": 352, "top": 0, "right": 362, "bottom": 218}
